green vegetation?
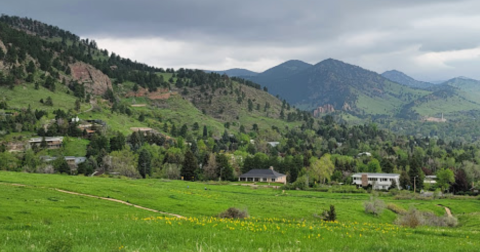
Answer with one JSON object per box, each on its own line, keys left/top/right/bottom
{"left": 0, "top": 172, "right": 479, "bottom": 251}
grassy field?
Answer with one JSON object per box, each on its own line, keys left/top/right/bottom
{"left": 0, "top": 172, "right": 479, "bottom": 251}
{"left": 0, "top": 83, "right": 89, "bottom": 114}
{"left": 413, "top": 95, "right": 479, "bottom": 117}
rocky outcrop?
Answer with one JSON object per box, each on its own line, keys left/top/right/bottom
{"left": 0, "top": 40, "right": 7, "bottom": 70}
{"left": 313, "top": 104, "right": 335, "bottom": 117}
{"left": 69, "top": 62, "right": 113, "bottom": 96}
{"left": 342, "top": 102, "right": 352, "bottom": 111}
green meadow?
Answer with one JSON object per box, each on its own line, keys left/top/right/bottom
{"left": 1, "top": 172, "right": 479, "bottom": 251}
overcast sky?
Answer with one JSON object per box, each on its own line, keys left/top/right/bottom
{"left": 3, "top": 0, "right": 480, "bottom": 81}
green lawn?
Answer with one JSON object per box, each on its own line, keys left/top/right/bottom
{"left": 0, "top": 172, "right": 478, "bottom": 251}
{"left": 0, "top": 83, "right": 89, "bottom": 113}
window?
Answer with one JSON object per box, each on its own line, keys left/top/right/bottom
{"left": 271, "top": 178, "right": 275, "bottom": 182}
{"left": 262, "top": 178, "right": 267, "bottom": 182}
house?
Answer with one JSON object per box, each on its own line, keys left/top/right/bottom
{"left": 352, "top": 173, "right": 400, "bottom": 190}
{"left": 239, "top": 167, "right": 286, "bottom": 184}
{"left": 357, "top": 152, "right": 372, "bottom": 157}
{"left": 267, "top": 142, "right": 280, "bottom": 147}
{"left": 65, "top": 156, "right": 87, "bottom": 166}
{"left": 29, "top": 137, "right": 64, "bottom": 149}
{"left": 424, "top": 175, "right": 437, "bottom": 184}
{"left": 41, "top": 156, "right": 87, "bottom": 173}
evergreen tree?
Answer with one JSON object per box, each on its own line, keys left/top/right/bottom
{"left": 110, "top": 132, "right": 125, "bottom": 151}
{"left": 138, "top": 148, "right": 152, "bottom": 178}
{"left": 40, "top": 136, "right": 47, "bottom": 148}
{"left": 399, "top": 170, "right": 410, "bottom": 190}
{"left": 202, "top": 125, "right": 208, "bottom": 138}
{"left": 180, "top": 124, "right": 188, "bottom": 138}
{"left": 181, "top": 150, "right": 198, "bottom": 181}
{"left": 54, "top": 157, "right": 70, "bottom": 174}
{"left": 217, "top": 153, "right": 234, "bottom": 181}
{"left": 408, "top": 155, "right": 424, "bottom": 191}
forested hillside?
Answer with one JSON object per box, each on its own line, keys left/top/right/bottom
{"left": 0, "top": 15, "right": 479, "bottom": 195}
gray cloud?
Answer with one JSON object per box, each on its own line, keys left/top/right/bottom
{"left": 2, "top": 0, "right": 480, "bottom": 80}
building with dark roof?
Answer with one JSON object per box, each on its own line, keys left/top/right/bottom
{"left": 239, "top": 167, "right": 286, "bottom": 184}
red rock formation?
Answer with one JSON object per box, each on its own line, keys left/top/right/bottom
{"left": 69, "top": 62, "right": 113, "bottom": 96}
{"left": 313, "top": 104, "right": 335, "bottom": 117}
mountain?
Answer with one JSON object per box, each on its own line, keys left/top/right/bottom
{"left": 0, "top": 15, "right": 307, "bottom": 150}
{"left": 246, "top": 60, "right": 312, "bottom": 89}
{"left": 253, "top": 60, "right": 312, "bottom": 80}
{"left": 249, "top": 58, "right": 427, "bottom": 117}
{"left": 206, "top": 68, "right": 258, "bottom": 77}
{"left": 381, "top": 70, "right": 434, "bottom": 89}
{"left": 440, "top": 77, "right": 480, "bottom": 103}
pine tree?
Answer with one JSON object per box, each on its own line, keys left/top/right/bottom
{"left": 138, "top": 149, "right": 152, "bottom": 178}
{"left": 408, "top": 155, "right": 424, "bottom": 192}
{"left": 217, "top": 154, "right": 234, "bottom": 181}
{"left": 181, "top": 150, "right": 198, "bottom": 181}
{"left": 203, "top": 125, "right": 208, "bottom": 138}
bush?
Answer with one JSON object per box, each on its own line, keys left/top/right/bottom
{"left": 293, "top": 175, "right": 308, "bottom": 190}
{"left": 394, "top": 207, "right": 458, "bottom": 228}
{"left": 218, "top": 207, "right": 249, "bottom": 219}
{"left": 387, "top": 203, "right": 407, "bottom": 215}
{"left": 388, "top": 188, "right": 400, "bottom": 196}
{"left": 395, "top": 207, "right": 423, "bottom": 228}
{"left": 319, "top": 205, "right": 337, "bottom": 221}
{"left": 364, "top": 196, "right": 385, "bottom": 216}
{"left": 393, "top": 190, "right": 415, "bottom": 200}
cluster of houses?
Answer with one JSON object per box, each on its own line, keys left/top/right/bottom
{"left": 237, "top": 167, "right": 438, "bottom": 191}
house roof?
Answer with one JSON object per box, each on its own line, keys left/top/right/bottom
{"left": 239, "top": 169, "right": 286, "bottom": 178}
{"left": 29, "top": 137, "right": 64, "bottom": 143}
{"left": 352, "top": 173, "right": 400, "bottom": 178}
{"left": 267, "top": 142, "right": 280, "bottom": 147}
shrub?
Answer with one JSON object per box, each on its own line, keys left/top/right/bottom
{"left": 218, "top": 207, "right": 248, "bottom": 219}
{"left": 394, "top": 207, "right": 458, "bottom": 228}
{"left": 388, "top": 188, "right": 400, "bottom": 196}
{"left": 387, "top": 203, "right": 407, "bottom": 215}
{"left": 293, "top": 175, "right": 308, "bottom": 190}
{"left": 393, "top": 190, "right": 414, "bottom": 200}
{"left": 364, "top": 196, "right": 385, "bottom": 216}
{"left": 433, "top": 188, "right": 442, "bottom": 199}
{"left": 395, "top": 207, "right": 423, "bottom": 228}
{"left": 320, "top": 205, "right": 337, "bottom": 221}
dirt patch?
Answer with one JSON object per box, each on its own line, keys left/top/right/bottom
{"left": 438, "top": 204, "right": 453, "bottom": 217}
{"left": 126, "top": 87, "right": 176, "bottom": 100}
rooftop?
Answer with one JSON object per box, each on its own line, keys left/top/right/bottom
{"left": 352, "top": 173, "right": 400, "bottom": 178}
{"left": 29, "top": 137, "right": 64, "bottom": 143}
{"left": 239, "top": 169, "right": 285, "bottom": 178}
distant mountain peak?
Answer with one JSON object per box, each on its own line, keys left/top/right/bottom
{"left": 455, "top": 76, "right": 476, "bottom": 81}
{"left": 382, "top": 70, "right": 433, "bottom": 89}
{"left": 206, "top": 68, "right": 258, "bottom": 77}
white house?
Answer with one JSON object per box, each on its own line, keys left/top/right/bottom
{"left": 424, "top": 175, "right": 437, "bottom": 184}
{"left": 352, "top": 173, "right": 400, "bottom": 190}
{"left": 267, "top": 142, "right": 280, "bottom": 147}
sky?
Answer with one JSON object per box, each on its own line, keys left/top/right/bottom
{"left": 2, "top": 0, "right": 480, "bottom": 81}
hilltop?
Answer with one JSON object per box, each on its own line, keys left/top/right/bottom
{"left": 382, "top": 70, "right": 434, "bottom": 89}
{"left": 206, "top": 68, "right": 258, "bottom": 77}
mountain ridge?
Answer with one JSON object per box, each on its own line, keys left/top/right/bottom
{"left": 381, "top": 70, "right": 434, "bottom": 89}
